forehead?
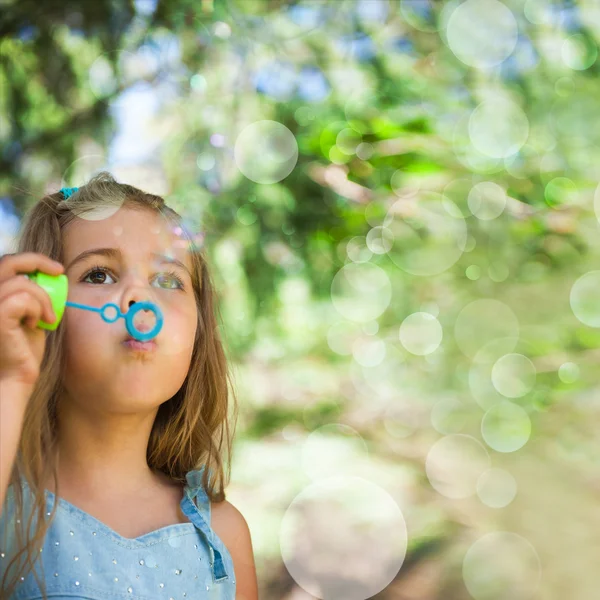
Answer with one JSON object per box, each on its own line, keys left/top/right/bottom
{"left": 63, "top": 207, "right": 188, "bottom": 263}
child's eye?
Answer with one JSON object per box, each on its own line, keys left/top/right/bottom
{"left": 81, "top": 265, "right": 185, "bottom": 290}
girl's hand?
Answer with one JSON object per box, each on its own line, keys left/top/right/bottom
{"left": 0, "top": 252, "right": 65, "bottom": 389}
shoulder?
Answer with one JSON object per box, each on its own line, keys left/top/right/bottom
{"left": 211, "top": 499, "right": 259, "bottom": 599}
{"left": 210, "top": 499, "right": 255, "bottom": 558}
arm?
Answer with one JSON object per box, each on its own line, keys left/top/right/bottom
{"left": 212, "top": 500, "right": 259, "bottom": 600}
{"left": 0, "top": 380, "right": 32, "bottom": 517}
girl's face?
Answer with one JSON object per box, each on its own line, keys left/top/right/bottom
{"left": 60, "top": 206, "right": 198, "bottom": 414}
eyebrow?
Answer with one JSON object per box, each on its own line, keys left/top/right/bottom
{"left": 66, "top": 247, "right": 192, "bottom": 278}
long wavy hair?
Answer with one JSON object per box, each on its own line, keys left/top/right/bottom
{"left": 0, "top": 172, "right": 238, "bottom": 599}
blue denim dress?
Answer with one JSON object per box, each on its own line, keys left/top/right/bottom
{"left": 0, "top": 467, "right": 236, "bottom": 599}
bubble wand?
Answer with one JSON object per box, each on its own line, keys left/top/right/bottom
{"left": 22, "top": 271, "right": 163, "bottom": 342}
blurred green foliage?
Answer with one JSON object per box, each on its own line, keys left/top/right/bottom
{"left": 2, "top": 1, "right": 600, "bottom": 598}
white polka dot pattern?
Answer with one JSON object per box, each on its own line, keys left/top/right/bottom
{"left": 0, "top": 468, "right": 236, "bottom": 599}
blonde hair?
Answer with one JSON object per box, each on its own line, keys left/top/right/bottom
{"left": 1, "top": 172, "right": 238, "bottom": 599}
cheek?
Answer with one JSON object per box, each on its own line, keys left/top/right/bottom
{"left": 167, "top": 305, "right": 197, "bottom": 351}
{"left": 61, "top": 308, "right": 116, "bottom": 365}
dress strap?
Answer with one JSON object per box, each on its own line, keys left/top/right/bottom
{"left": 181, "top": 467, "right": 229, "bottom": 583}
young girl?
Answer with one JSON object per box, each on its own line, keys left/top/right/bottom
{"left": 0, "top": 172, "right": 258, "bottom": 599}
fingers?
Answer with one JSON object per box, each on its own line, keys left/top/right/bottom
{"left": 0, "top": 276, "right": 56, "bottom": 325}
{"left": 0, "top": 252, "right": 64, "bottom": 284}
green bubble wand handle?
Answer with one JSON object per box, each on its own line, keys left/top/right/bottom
{"left": 22, "top": 271, "right": 163, "bottom": 342}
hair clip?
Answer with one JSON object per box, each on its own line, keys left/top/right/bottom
{"left": 60, "top": 187, "right": 79, "bottom": 199}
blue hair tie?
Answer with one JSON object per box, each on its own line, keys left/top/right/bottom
{"left": 60, "top": 187, "right": 79, "bottom": 199}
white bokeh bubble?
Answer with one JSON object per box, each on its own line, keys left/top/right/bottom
{"left": 460, "top": 147, "right": 504, "bottom": 175}
{"left": 491, "top": 354, "right": 537, "bottom": 398}
{"left": 61, "top": 156, "right": 126, "bottom": 221}
{"left": 466, "top": 265, "right": 481, "bottom": 281}
{"left": 470, "top": 360, "right": 509, "bottom": 410}
{"left": 476, "top": 468, "right": 518, "bottom": 508}
{"left": 455, "top": 300, "right": 520, "bottom": 360}
{"left": 570, "top": 270, "right": 600, "bottom": 327}
{"left": 544, "top": 176, "right": 578, "bottom": 209}
{"left": 62, "top": 157, "right": 171, "bottom": 209}
{"left": 399, "top": 312, "right": 443, "bottom": 356}
{"left": 89, "top": 54, "right": 119, "bottom": 98}
{"left": 336, "top": 127, "right": 362, "bottom": 155}
{"left": 387, "top": 193, "right": 468, "bottom": 276}
{"left": 302, "top": 424, "right": 369, "bottom": 480}
{"left": 504, "top": 144, "right": 539, "bottom": 179}
{"left": 366, "top": 226, "right": 394, "bottom": 254}
{"left": 362, "top": 320, "right": 379, "bottom": 335}
{"left": 426, "top": 434, "right": 490, "bottom": 499}
{"left": 554, "top": 76, "right": 574, "bottom": 97}
{"left": 356, "top": 142, "right": 374, "bottom": 160}
{"left": 197, "top": 152, "right": 215, "bottom": 171}
{"left": 481, "top": 401, "right": 532, "bottom": 453}
{"left": 352, "top": 335, "right": 387, "bottom": 368}
{"left": 468, "top": 182, "right": 507, "bottom": 220}
{"left": 562, "top": 33, "right": 598, "bottom": 70}
{"left": 446, "top": 0, "right": 518, "bottom": 69}
{"left": 345, "top": 236, "right": 373, "bottom": 263}
{"left": 430, "top": 397, "right": 467, "bottom": 435}
{"left": 442, "top": 177, "right": 474, "bottom": 218}
{"left": 474, "top": 337, "right": 521, "bottom": 365}
{"left": 331, "top": 262, "right": 392, "bottom": 323}
{"left": 365, "top": 200, "right": 394, "bottom": 229}
{"left": 61, "top": 154, "right": 108, "bottom": 189}
{"left": 390, "top": 169, "right": 420, "bottom": 198}
{"left": 558, "top": 361, "right": 580, "bottom": 384}
{"left": 110, "top": 162, "right": 170, "bottom": 197}
{"left": 469, "top": 99, "right": 529, "bottom": 159}
{"left": 280, "top": 476, "right": 407, "bottom": 600}
{"left": 469, "top": 339, "right": 528, "bottom": 410}
{"left": 463, "top": 532, "right": 541, "bottom": 599}
{"left": 234, "top": 120, "right": 298, "bottom": 184}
